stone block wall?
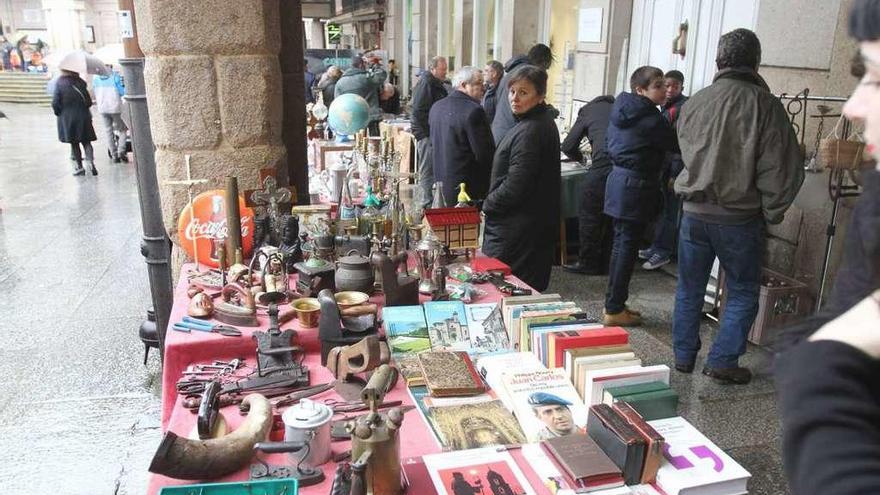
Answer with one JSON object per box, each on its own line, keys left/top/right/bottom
{"left": 133, "top": 0, "right": 287, "bottom": 252}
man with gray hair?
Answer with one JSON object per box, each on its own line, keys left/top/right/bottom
{"left": 428, "top": 66, "right": 495, "bottom": 205}
{"left": 411, "top": 56, "right": 449, "bottom": 209}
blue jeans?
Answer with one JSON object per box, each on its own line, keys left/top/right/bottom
{"left": 650, "top": 187, "right": 681, "bottom": 259}
{"left": 672, "top": 214, "right": 763, "bottom": 369}
{"left": 605, "top": 219, "right": 646, "bottom": 313}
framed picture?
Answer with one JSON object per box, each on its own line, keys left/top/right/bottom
{"left": 84, "top": 25, "right": 95, "bottom": 43}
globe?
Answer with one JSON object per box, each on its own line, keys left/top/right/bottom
{"left": 328, "top": 93, "right": 370, "bottom": 136}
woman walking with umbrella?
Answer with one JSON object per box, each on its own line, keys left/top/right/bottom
{"left": 53, "top": 69, "right": 97, "bottom": 175}
{"left": 51, "top": 51, "right": 107, "bottom": 176}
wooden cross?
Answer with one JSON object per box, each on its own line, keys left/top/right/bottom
{"left": 245, "top": 168, "right": 296, "bottom": 244}
{"left": 165, "top": 155, "right": 209, "bottom": 272}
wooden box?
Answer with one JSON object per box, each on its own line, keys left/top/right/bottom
{"left": 719, "top": 268, "right": 812, "bottom": 347}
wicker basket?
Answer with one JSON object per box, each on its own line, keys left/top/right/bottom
{"left": 819, "top": 138, "right": 864, "bottom": 170}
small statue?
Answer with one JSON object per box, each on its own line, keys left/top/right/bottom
{"left": 253, "top": 214, "right": 273, "bottom": 248}
{"left": 278, "top": 215, "right": 303, "bottom": 272}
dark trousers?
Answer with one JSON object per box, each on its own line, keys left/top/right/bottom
{"left": 605, "top": 219, "right": 646, "bottom": 313}
{"left": 650, "top": 187, "right": 681, "bottom": 258}
{"left": 577, "top": 166, "right": 613, "bottom": 271}
{"left": 672, "top": 215, "right": 763, "bottom": 368}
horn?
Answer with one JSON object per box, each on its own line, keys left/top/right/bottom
{"left": 148, "top": 394, "right": 272, "bottom": 480}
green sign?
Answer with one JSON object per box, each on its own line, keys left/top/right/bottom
{"left": 327, "top": 23, "right": 342, "bottom": 45}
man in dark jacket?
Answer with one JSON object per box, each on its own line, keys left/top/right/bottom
{"left": 429, "top": 66, "right": 495, "bottom": 204}
{"left": 334, "top": 55, "right": 388, "bottom": 135}
{"left": 561, "top": 95, "right": 615, "bottom": 275}
{"left": 411, "top": 56, "right": 449, "bottom": 209}
{"left": 491, "top": 44, "right": 553, "bottom": 146}
{"left": 673, "top": 29, "right": 804, "bottom": 385}
{"left": 641, "top": 70, "right": 689, "bottom": 270}
{"left": 482, "top": 60, "right": 504, "bottom": 123}
{"left": 304, "top": 59, "right": 317, "bottom": 104}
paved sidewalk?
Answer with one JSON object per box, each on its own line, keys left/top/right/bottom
{"left": 0, "top": 103, "right": 161, "bottom": 494}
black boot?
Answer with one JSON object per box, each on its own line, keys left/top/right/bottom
{"left": 562, "top": 261, "right": 607, "bottom": 275}
{"left": 702, "top": 366, "right": 752, "bottom": 385}
{"left": 87, "top": 160, "right": 98, "bottom": 176}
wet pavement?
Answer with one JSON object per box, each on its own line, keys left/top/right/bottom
{"left": 0, "top": 103, "right": 161, "bottom": 494}
{"left": 0, "top": 102, "right": 786, "bottom": 494}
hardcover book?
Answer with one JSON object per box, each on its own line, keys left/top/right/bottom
{"left": 464, "top": 302, "right": 511, "bottom": 354}
{"left": 574, "top": 359, "right": 643, "bottom": 401}
{"left": 423, "top": 447, "right": 536, "bottom": 495}
{"left": 587, "top": 404, "right": 647, "bottom": 486}
{"left": 528, "top": 321, "right": 601, "bottom": 365}
{"left": 424, "top": 300, "right": 472, "bottom": 352}
{"left": 418, "top": 351, "right": 487, "bottom": 397}
{"left": 428, "top": 399, "right": 527, "bottom": 450}
{"left": 547, "top": 326, "right": 629, "bottom": 369}
{"left": 647, "top": 417, "right": 750, "bottom": 495}
{"left": 612, "top": 402, "right": 665, "bottom": 484}
{"left": 394, "top": 353, "right": 427, "bottom": 387}
{"left": 519, "top": 309, "right": 583, "bottom": 353}
{"left": 564, "top": 344, "right": 634, "bottom": 380}
{"left": 582, "top": 365, "right": 671, "bottom": 406}
{"left": 502, "top": 368, "right": 589, "bottom": 442}
{"left": 542, "top": 432, "right": 624, "bottom": 492}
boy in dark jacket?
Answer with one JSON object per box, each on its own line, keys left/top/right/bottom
{"left": 641, "top": 70, "right": 689, "bottom": 270}
{"left": 602, "top": 67, "right": 674, "bottom": 327}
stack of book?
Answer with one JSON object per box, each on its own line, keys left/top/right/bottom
{"left": 602, "top": 381, "right": 679, "bottom": 421}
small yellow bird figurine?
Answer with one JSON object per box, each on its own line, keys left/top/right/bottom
{"left": 456, "top": 183, "right": 471, "bottom": 207}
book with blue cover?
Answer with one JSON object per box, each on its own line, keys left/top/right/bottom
{"left": 424, "top": 300, "right": 471, "bottom": 351}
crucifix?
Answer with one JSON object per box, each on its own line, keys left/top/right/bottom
{"left": 245, "top": 168, "right": 296, "bottom": 246}
{"left": 165, "top": 154, "right": 209, "bottom": 272}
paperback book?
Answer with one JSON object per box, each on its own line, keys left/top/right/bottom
{"left": 427, "top": 399, "right": 527, "bottom": 450}
{"left": 465, "top": 303, "right": 511, "bottom": 354}
{"left": 423, "top": 447, "right": 536, "bottom": 495}
{"left": 425, "top": 300, "right": 472, "bottom": 351}
{"left": 503, "top": 368, "right": 589, "bottom": 442}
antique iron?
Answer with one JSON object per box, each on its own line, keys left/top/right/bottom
{"left": 326, "top": 335, "right": 394, "bottom": 401}
{"left": 371, "top": 250, "right": 418, "bottom": 307}
{"left": 317, "top": 289, "right": 379, "bottom": 365}
{"left": 214, "top": 282, "right": 259, "bottom": 326}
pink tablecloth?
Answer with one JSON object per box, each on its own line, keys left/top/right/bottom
{"left": 149, "top": 258, "right": 545, "bottom": 494}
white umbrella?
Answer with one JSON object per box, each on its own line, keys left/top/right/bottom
{"left": 93, "top": 43, "right": 124, "bottom": 66}
{"left": 51, "top": 50, "right": 109, "bottom": 76}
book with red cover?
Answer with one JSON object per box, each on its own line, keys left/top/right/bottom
{"left": 541, "top": 432, "right": 624, "bottom": 492}
{"left": 471, "top": 256, "right": 512, "bottom": 275}
{"left": 613, "top": 401, "right": 665, "bottom": 484}
{"left": 549, "top": 327, "right": 629, "bottom": 369}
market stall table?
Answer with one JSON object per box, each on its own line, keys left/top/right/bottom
{"left": 150, "top": 258, "right": 546, "bottom": 494}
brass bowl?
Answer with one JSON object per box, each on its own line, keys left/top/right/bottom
{"left": 334, "top": 291, "right": 369, "bottom": 308}
{"left": 290, "top": 297, "right": 321, "bottom": 328}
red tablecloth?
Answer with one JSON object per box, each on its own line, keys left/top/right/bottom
{"left": 149, "top": 259, "right": 546, "bottom": 494}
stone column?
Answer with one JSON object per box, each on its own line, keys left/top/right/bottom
{"left": 437, "top": 0, "right": 452, "bottom": 62}
{"left": 472, "top": 0, "right": 489, "bottom": 67}
{"left": 133, "top": 0, "right": 287, "bottom": 260}
{"left": 309, "top": 19, "right": 325, "bottom": 49}
{"left": 42, "top": 0, "right": 86, "bottom": 51}
{"left": 453, "top": 0, "right": 473, "bottom": 68}
{"left": 424, "top": 0, "right": 438, "bottom": 62}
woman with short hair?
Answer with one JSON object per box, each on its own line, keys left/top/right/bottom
{"left": 481, "top": 64, "right": 560, "bottom": 292}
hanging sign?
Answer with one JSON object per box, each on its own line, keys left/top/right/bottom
{"left": 177, "top": 190, "right": 255, "bottom": 268}
{"left": 118, "top": 10, "right": 134, "bottom": 39}
{"left": 327, "top": 23, "right": 342, "bottom": 44}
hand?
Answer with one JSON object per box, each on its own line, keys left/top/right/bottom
{"left": 809, "top": 290, "right": 880, "bottom": 358}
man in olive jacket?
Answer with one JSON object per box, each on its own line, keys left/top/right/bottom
{"left": 334, "top": 55, "right": 387, "bottom": 135}
{"left": 672, "top": 29, "right": 804, "bottom": 385}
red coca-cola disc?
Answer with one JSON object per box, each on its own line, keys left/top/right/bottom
{"left": 177, "top": 189, "right": 254, "bottom": 268}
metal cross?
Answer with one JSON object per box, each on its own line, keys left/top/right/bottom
{"left": 165, "top": 154, "right": 209, "bottom": 272}
{"left": 245, "top": 168, "right": 296, "bottom": 245}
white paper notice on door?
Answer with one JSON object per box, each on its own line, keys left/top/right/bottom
{"left": 578, "top": 8, "right": 603, "bottom": 43}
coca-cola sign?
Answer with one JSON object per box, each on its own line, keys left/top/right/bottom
{"left": 177, "top": 190, "right": 255, "bottom": 268}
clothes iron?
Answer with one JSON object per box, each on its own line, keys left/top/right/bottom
{"left": 371, "top": 251, "right": 418, "bottom": 307}
{"left": 326, "top": 336, "right": 394, "bottom": 401}
{"left": 214, "top": 282, "right": 259, "bottom": 327}
{"left": 317, "top": 289, "right": 379, "bottom": 365}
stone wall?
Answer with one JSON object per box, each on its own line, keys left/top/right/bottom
{"left": 133, "top": 0, "right": 287, "bottom": 262}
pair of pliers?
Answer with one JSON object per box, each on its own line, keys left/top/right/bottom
{"left": 173, "top": 317, "right": 243, "bottom": 337}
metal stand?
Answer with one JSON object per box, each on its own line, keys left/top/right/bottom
{"left": 120, "top": 57, "right": 173, "bottom": 361}
{"left": 816, "top": 167, "right": 861, "bottom": 312}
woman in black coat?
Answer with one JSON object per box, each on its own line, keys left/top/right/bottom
{"left": 52, "top": 69, "right": 98, "bottom": 176}
{"left": 482, "top": 65, "right": 560, "bottom": 291}
{"left": 602, "top": 66, "right": 674, "bottom": 326}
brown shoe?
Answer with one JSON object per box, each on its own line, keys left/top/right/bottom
{"left": 624, "top": 306, "right": 642, "bottom": 317}
{"left": 603, "top": 310, "right": 643, "bottom": 327}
